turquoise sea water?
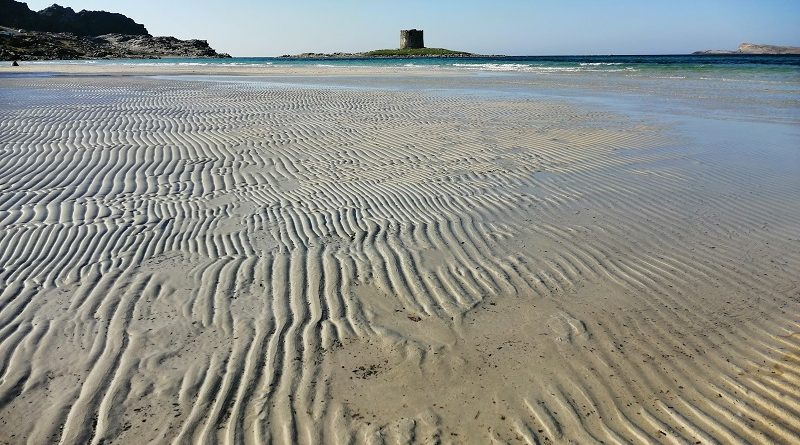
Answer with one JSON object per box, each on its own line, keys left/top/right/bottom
{"left": 27, "top": 54, "right": 800, "bottom": 80}
{"left": 20, "top": 54, "right": 800, "bottom": 124}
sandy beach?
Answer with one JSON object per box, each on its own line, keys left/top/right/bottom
{"left": 0, "top": 63, "right": 798, "bottom": 444}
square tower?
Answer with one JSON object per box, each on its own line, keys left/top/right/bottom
{"left": 400, "top": 29, "right": 424, "bottom": 49}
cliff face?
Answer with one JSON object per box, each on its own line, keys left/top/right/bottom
{"left": 0, "top": 0, "right": 148, "bottom": 36}
{"left": 0, "top": 0, "right": 230, "bottom": 60}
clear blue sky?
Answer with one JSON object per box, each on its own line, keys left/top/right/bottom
{"left": 24, "top": 0, "right": 800, "bottom": 56}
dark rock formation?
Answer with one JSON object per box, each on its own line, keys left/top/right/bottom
{"left": 0, "top": 1, "right": 230, "bottom": 60}
{"left": 0, "top": 26, "right": 231, "bottom": 60}
{"left": 400, "top": 29, "right": 424, "bottom": 49}
{"left": 0, "top": 0, "right": 148, "bottom": 36}
{"left": 0, "top": 0, "right": 38, "bottom": 30}
{"left": 693, "top": 42, "right": 800, "bottom": 55}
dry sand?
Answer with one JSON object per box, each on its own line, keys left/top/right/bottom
{"left": 0, "top": 65, "right": 798, "bottom": 444}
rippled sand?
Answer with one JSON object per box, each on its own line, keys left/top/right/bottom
{"left": 0, "top": 66, "right": 798, "bottom": 444}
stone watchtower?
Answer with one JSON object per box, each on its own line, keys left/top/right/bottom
{"left": 400, "top": 29, "right": 424, "bottom": 49}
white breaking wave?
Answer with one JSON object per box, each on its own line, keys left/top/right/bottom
{"left": 27, "top": 60, "right": 274, "bottom": 67}
{"left": 450, "top": 63, "right": 635, "bottom": 73}
{"left": 23, "top": 59, "right": 644, "bottom": 73}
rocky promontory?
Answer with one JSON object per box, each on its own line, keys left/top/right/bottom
{"left": 693, "top": 42, "right": 800, "bottom": 55}
{"left": 0, "top": 0, "right": 230, "bottom": 60}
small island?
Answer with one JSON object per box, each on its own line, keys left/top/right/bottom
{"left": 281, "top": 48, "right": 479, "bottom": 59}
{"left": 281, "top": 29, "right": 492, "bottom": 58}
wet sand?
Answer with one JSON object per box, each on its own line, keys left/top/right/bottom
{"left": 0, "top": 65, "right": 798, "bottom": 444}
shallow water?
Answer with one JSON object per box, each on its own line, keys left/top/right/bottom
{"left": 1, "top": 64, "right": 799, "bottom": 443}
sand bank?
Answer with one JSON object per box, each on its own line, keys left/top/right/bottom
{"left": 0, "top": 66, "right": 798, "bottom": 444}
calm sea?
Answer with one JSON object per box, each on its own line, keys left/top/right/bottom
{"left": 23, "top": 55, "right": 800, "bottom": 119}
{"left": 28, "top": 54, "right": 800, "bottom": 78}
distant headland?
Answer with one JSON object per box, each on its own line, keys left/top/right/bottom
{"left": 693, "top": 42, "right": 800, "bottom": 55}
{"left": 281, "top": 29, "right": 496, "bottom": 59}
{"left": 0, "top": 0, "right": 230, "bottom": 60}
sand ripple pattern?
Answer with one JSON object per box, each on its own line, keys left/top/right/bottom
{"left": 0, "top": 76, "right": 798, "bottom": 444}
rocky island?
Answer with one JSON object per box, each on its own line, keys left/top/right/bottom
{"left": 282, "top": 28, "right": 494, "bottom": 59}
{"left": 0, "top": 0, "right": 230, "bottom": 60}
{"left": 693, "top": 42, "right": 800, "bottom": 55}
{"left": 280, "top": 48, "right": 482, "bottom": 59}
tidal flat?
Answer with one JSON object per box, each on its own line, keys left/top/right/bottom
{"left": 0, "top": 62, "right": 798, "bottom": 444}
